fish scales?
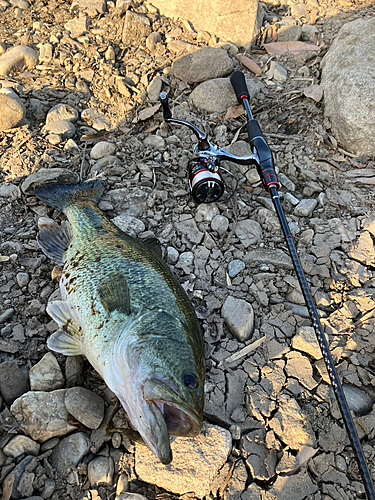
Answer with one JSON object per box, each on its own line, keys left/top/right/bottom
{"left": 34, "top": 180, "right": 205, "bottom": 464}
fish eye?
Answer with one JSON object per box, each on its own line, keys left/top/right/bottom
{"left": 183, "top": 373, "right": 198, "bottom": 389}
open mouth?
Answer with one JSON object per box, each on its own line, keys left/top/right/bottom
{"left": 143, "top": 378, "right": 202, "bottom": 437}
{"left": 157, "top": 401, "right": 201, "bottom": 436}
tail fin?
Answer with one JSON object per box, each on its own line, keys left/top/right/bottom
{"left": 34, "top": 179, "right": 105, "bottom": 211}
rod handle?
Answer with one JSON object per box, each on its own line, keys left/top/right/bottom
{"left": 159, "top": 92, "right": 172, "bottom": 120}
{"left": 230, "top": 70, "right": 250, "bottom": 103}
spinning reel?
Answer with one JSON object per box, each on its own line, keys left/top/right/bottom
{"left": 159, "top": 92, "right": 262, "bottom": 204}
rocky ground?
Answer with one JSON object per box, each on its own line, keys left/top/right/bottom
{"left": 1, "top": 0, "right": 375, "bottom": 499}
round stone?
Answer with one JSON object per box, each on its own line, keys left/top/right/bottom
{"left": 90, "top": 141, "right": 117, "bottom": 159}
{"left": 211, "top": 215, "right": 229, "bottom": 233}
{"left": 88, "top": 456, "right": 114, "bottom": 486}
{"left": 0, "top": 94, "right": 26, "bottom": 131}
{"left": 0, "top": 45, "right": 38, "bottom": 76}
{"left": 3, "top": 435, "right": 40, "bottom": 458}
{"left": 64, "top": 387, "right": 105, "bottom": 429}
{"left": 228, "top": 259, "right": 245, "bottom": 278}
{"left": 46, "top": 103, "right": 79, "bottom": 124}
{"left": 42, "top": 119, "right": 76, "bottom": 139}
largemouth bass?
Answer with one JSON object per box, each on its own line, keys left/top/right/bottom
{"left": 34, "top": 180, "right": 205, "bottom": 464}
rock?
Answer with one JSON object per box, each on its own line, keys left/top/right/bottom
{"left": 267, "top": 468, "right": 318, "bottom": 499}
{"left": 90, "top": 141, "right": 117, "bottom": 159}
{"left": 195, "top": 203, "right": 219, "bottom": 222}
{"left": 143, "top": 134, "right": 165, "bottom": 149}
{"left": 172, "top": 47, "right": 233, "bottom": 84}
{"left": 223, "top": 460, "right": 248, "bottom": 499}
{"left": 71, "top": 0, "right": 107, "bottom": 15}
{"left": 190, "top": 76, "right": 263, "bottom": 113}
{"left": 91, "top": 155, "right": 122, "bottom": 175}
{"left": 342, "top": 384, "right": 375, "bottom": 417}
{"left": 348, "top": 232, "right": 375, "bottom": 266}
{"left": 41, "top": 478, "right": 56, "bottom": 499}
{"left": 0, "top": 94, "right": 26, "bottom": 131}
{"left": 21, "top": 168, "right": 79, "bottom": 194}
{"left": 112, "top": 213, "right": 146, "bottom": 236}
{"left": 39, "top": 42, "right": 53, "bottom": 62}
{"left": 0, "top": 183, "right": 21, "bottom": 199}
{"left": 64, "top": 387, "right": 105, "bottom": 429}
{"left": 16, "top": 272, "right": 30, "bottom": 287}
{"left": 135, "top": 422, "right": 232, "bottom": 497}
{"left": 10, "top": 389, "right": 76, "bottom": 442}
{"left": 268, "top": 395, "right": 315, "bottom": 449}
{"left": 234, "top": 219, "right": 262, "bottom": 248}
{"left": 292, "top": 326, "right": 321, "bottom": 359}
{"left": 50, "top": 432, "right": 90, "bottom": 474}
{"left": 46, "top": 104, "right": 79, "bottom": 124}
{"left": 321, "top": 18, "right": 375, "bottom": 157}
{"left": 273, "top": 62, "right": 287, "bottom": 82}
{"left": 0, "top": 307, "right": 15, "bottom": 323}
{"left": 146, "top": 31, "right": 162, "bottom": 52}
{"left": 211, "top": 214, "right": 229, "bottom": 233}
{"left": 294, "top": 198, "right": 317, "bottom": 216}
{"left": 3, "top": 455, "right": 36, "bottom": 500}
{"left": 166, "top": 246, "right": 179, "bottom": 264}
{"left": 3, "top": 435, "right": 40, "bottom": 458}
{"left": 81, "top": 108, "right": 111, "bottom": 130}
{"left": 285, "top": 351, "right": 318, "bottom": 391}
{"left": 65, "top": 356, "right": 84, "bottom": 387}
{"left": 277, "top": 22, "right": 302, "bottom": 42}
{"left": 29, "top": 352, "right": 65, "bottom": 391}
{"left": 222, "top": 296, "right": 254, "bottom": 342}
{"left": 64, "top": 13, "right": 89, "bottom": 38}
{"left": 0, "top": 45, "right": 38, "bottom": 76}
{"left": 42, "top": 119, "right": 76, "bottom": 139}
{"left": 116, "top": 495, "right": 148, "bottom": 500}
{"left": 244, "top": 248, "right": 293, "bottom": 269}
{"left": 149, "top": 0, "right": 262, "bottom": 48}
{"left": 228, "top": 259, "right": 245, "bottom": 278}
{"left": 175, "top": 216, "right": 204, "bottom": 244}
{"left": 0, "top": 361, "right": 30, "bottom": 405}
{"left": 88, "top": 456, "right": 114, "bottom": 485}
{"left": 176, "top": 251, "right": 194, "bottom": 273}
{"left": 147, "top": 75, "right": 162, "bottom": 102}
{"left": 122, "top": 10, "right": 151, "bottom": 44}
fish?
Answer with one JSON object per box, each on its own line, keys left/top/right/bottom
{"left": 34, "top": 180, "right": 205, "bottom": 464}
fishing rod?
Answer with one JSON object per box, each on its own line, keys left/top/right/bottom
{"left": 159, "top": 77, "right": 375, "bottom": 497}
{"left": 229, "top": 70, "right": 375, "bottom": 500}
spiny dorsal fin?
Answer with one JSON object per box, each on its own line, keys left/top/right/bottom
{"left": 37, "top": 221, "right": 72, "bottom": 265}
{"left": 140, "top": 236, "right": 163, "bottom": 260}
{"left": 97, "top": 272, "right": 131, "bottom": 315}
{"left": 47, "top": 300, "right": 83, "bottom": 337}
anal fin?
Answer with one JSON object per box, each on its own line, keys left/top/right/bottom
{"left": 98, "top": 272, "right": 131, "bottom": 315}
{"left": 47, "top": 329, "right": 81, "bottom": 356}
{"left": 37, "top": 221, "right": 72, "bottom": 265}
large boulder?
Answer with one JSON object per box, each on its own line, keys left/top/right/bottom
{"left": 150, "top": 0, "right": 263, "bottom": 48}
{"left": 321, "top": 18, "right": 375, "bottom": 158}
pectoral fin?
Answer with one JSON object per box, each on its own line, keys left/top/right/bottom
{"left": 37, "top": 221, "right": 72, "bottom": 265}
{"left": 98, "top": 273, "right": 131, "bottom": 315}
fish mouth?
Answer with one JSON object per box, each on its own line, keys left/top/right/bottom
{"left": 140, "top": 378, "right": 202, "bottom": 463}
